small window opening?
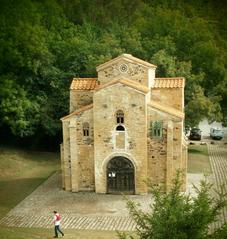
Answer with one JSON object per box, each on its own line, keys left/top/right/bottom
{"left": 150, "top": 121, "right": 163, "bottom": 138}
{"left": 116, "top": 110, "right": 124, "bottom": 124}
{"left": 116, "top": 125, "right": 125, "bottom": 131}
{"left": 83, "top": 122, "right": 89, "bottom": 136}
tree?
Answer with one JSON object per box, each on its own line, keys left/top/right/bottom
{"left": 185, "top": 86, "right": 222, "bottom": 127}
{"left": 118, "top": 173, "right": 227, "bottom": 239}
{"left": 0, "top": 74, "right": 40, "bottom": 137}
{"left": 0, "top": 0, "right": 226, "bottom": 148}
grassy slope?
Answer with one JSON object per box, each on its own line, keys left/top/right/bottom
{"left": 0, "top": 146, "right": 59, "bottom": 218}
{"left": 187, "top": 144, "right": 211, "bottom": 174}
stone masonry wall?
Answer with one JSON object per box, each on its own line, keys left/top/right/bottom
{"left": 147, "top": 108, "right": 168, "bottom": 188}
{"left": 173, "top": 121, "right": 186, "bottom": 190}
{"left": 62, "top": 121, "right": 71, "bottom": 191}
{"left": 182, "top": 138, "right": 188, "bottom": 191}
{"left": 97, "top": 59, "right": 153, "bottom": 88}
{"left": 151, "top": 88, "right": 183, "bottom": 111}
{"left": 70, "top": 90, "right": 94, "bottom": 113}
{"left": 147, "top": 107, "right": 186, "bottom": 191}
{"left": 93, "top": 83, "right": 148, "bottom": 194}
{"left": 173, "top": 122, "right": 183, "bottom": 171}
{"left": 60, "top": 144, "right": 65, "bottom": 189}
{"left": 75, "top": 109, "right": 95, "bottom": 191}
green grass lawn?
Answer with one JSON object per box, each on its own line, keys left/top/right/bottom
{"left": 0, "top": 146, "right": 59, "bottom": 219}
{"left": 0, "top": 227, "right": 123, "bottom": 239}
{"left": 187, "top": 144, "right": 212, "bottom": 174}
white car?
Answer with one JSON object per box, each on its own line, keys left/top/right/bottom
{"left": 210, "top": 127, "right": 224, "bottom": 140}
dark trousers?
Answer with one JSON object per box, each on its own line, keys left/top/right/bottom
{"left": 55, "top": 225, "right": 64, "bottom": 237}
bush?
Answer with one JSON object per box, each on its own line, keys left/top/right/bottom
{"left": 118, "top": 173, "right": 227, "bottom": 239}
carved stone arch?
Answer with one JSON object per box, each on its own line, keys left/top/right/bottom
{"left": 102, "top": 153, "right": 137, "bottom": 194}
{"left": 107, "top": 157, "right": 135, "bottom": 194}
{"left": 102, "top": 152, "right": 137, "bottom": 171}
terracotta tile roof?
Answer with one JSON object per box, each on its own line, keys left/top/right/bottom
{"left": 61, "top": 104, "right": 93, "bottom": 121}
{"left": 70, "top": 78, "right": 98, "bottom": 90}
{"left": 94, "top": 77, "right": 150, "bottom": 94}
{"left": 153, "top": 77, "right": 185, "bottom": 88}
{"left": 148, "top": 101, "right": 184, "bottom": 120}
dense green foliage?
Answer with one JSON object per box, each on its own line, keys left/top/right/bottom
{"left": 0, "top": 0, "right": 226, "bottom": 149}
{"left": 118, "top": 174, "right": 227, "bottom": 239}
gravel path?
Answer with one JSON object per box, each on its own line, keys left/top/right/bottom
{"left": 207, "top": 143, "right": 227, "bottom": 230}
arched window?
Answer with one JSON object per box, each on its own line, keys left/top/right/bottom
{"left": 115, "top": 125, "right": 125, "bottom": 149}
{"left": 83, "top": 122, "right": 89, "bottom": 136}
{"left": 116, "top": 110, "right": 124, "bottom": 124}
{"left": 116, "top": 125, "right": 125, "bottom": 131}
{"left": 150, "top": 121, "right": 163, "bottom": 138}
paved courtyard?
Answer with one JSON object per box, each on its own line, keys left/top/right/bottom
{"left": 207, "top": 142, "right": 227, "bottom": 229}
{"left": 0, "top": 171, "right": 153, "bottom": 231}
{"left": 0, "top": 142, "right": 226, "bottom": 231}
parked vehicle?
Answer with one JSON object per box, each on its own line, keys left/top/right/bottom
{"left": 210, "top": 127, "right": 224, "bottom": 140}
{"left": 184, "top": 125, "right": 190, "bottom": 136}
{"left": 189, "top": 127, "right": 202, "bottom": 140}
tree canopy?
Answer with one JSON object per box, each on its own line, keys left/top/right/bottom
{"left": 0, "top": 0, "right": 226, "bottom": 149}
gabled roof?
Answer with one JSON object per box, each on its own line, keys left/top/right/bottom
{"left": 153, "top": 77, "right": 185, "bottom": 88}
{"left": 148, "top": 101, "right": 184, "bottom": 119}
{"left": 61, "top": 104, "right": 93, "bottom": 121}
{"left": 70, "top": 78, "right": 98, "bottom": 90}
{"left": 94, "top": 77, "right": 150, "bottom": 94}
{"left": 96, "top": 54, "right": 157, "bottom": 71}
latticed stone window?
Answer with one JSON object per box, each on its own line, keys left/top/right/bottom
{"left": 83, "top": 122, "right": 89, "bottom": 136}
{"left": 116, "top": 110, "right": 124, "bottom": 124}
{"left": 150, "top": 121, "right": 163, "bottom": 138}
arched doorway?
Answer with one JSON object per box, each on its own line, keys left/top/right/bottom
{"left": 107, "top": 157, "right": 135, "bottom": 194}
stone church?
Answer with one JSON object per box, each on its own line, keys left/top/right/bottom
{"left": 60, "top": 54, "right": 187, "bottom": 194}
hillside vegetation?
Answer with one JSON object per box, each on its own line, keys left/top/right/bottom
{"left": 0, "top": 0, "right": 226, "bottom": 149}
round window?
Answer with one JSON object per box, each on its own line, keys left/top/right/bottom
{"left": 119, "top": 64, "right": 128, "bottom": 73}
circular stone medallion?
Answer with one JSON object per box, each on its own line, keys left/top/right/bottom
{"left": 119, "top": 63, "right": 128, "bottom": 73}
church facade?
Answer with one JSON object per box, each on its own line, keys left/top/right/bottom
{"left": 60, "top": 54, "right": 187, "bottom": 194}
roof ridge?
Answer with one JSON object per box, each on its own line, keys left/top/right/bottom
{"left": 148, "top": 101, "right": 184, "bottom": 119}
{"left": 94, "top": 77, "right": 149, "bottom": 94}
{"left": 61, "top": 104, "right": 93, "bottom": 121}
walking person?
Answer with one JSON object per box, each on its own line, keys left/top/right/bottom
{"left": 53, "top": 210, "right": 64, "bottom": 238}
